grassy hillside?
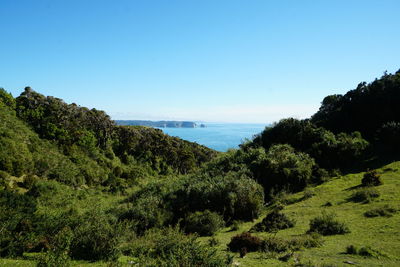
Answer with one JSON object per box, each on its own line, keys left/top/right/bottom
{"left": 1, "top": 161, "right": 398, "bottom": 266}
{"left": 1, "top": 71, "right": 399, "bottom": 267}
{"left": 202, "top": 161, "right": 400, "bottom": 267}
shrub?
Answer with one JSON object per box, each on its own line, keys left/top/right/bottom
{"left": 169, "top": 171, "right": 265, "bottom": 222}
{"left": 37, "top": 227, "right": 73, "bottom": 267}
{"left": 288, "top": 233, "right": 323, "bottom": 249}
{"left": 249, "top": 144, "right": 317, "bottom": 194}
{"left": 69, "top": 210, "right": 122, "bottom": 261}
{"left": 261, "top": 233, "right": 322, "bottom": 253}
{"left": 346, "top": 245, "right": 358, "bottom": 254}
{"left": 184, "top": 210, "right": 224, "bottom": 236}
{"left": 345, "top": 245, "right": 387, "bottom": 258}
{"left": 364, "top": 205, "right": 397, "bottom": 217}
{"left": 129, "top": 227, "right": 230, "bottom": 267}
{"left": 361, "top": 170, "right": 383, "bottom": 186}
{"left": 228, "top": 232, "right": 262, "bottom": 252}
{"left": 261, "top": 237, "right": 290, "bottom": 253}
{"left": 350, "top": 187, "right": 380, "bottom": 203}
{"left": 308, "top": 212, "right": 350, "bottom": 235}
{"left": 251, "top": 209, "right": 295, "bottom": 232}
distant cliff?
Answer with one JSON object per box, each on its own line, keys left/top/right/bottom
{"left": 116, "top": 120, "right": 204, "bottom": 128}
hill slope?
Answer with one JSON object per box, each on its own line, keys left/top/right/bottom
{"left": 205, "top": 161, "right": 400, "bottom": 267}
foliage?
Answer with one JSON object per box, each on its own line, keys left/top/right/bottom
{"left": 128, "top": 227, "right": 230, "bottom": 267}
{"left": 113, "top": 125, "right": 216, "bottom": 175}
{"left": 349, "top": 187, "right": 380, "bottom": 203}
{"left": 0, "top": 88, "right": 16, "bottom": 109}
{"left": 0, "top": 189, "right": 37, "bottom": 257}
{"left": 184, "top": 210, "right": 224, "bottom": 236}
{"left": 361, "top": 170, "right": 383, "bottom": 186}
{"left": 345, "top": 245, "right": 387, "bottom": 258}
{"left": 250, "top": 118, "right": 369, "bottom": 170}
{"left": 228, "top": 232, "right": 322, "bottom": 254}
{"left": 376, "top": 121, "right": 400, "bottom": 152}
{"left": 308, "top": 212, "right": 350, "bottom": 235}
{"left": 170, "top": 172, "right": 265, "bottom": 222}
{"left": 206, "top": 145, "right": 318, "bottom": 197}
{"left": 69, "top": 209, "right": 123, "bottom": 261}
{"left": 311, "top": 70, "right": 400, "bottom": 141}
{"left": 250, "top": 209, "right": 295, "bottom": 233}
{"left": 261, "top": 233, "right": 322, "bottom": 253}
{"left": 364, "top": 205, "right": 397, "bottom": 217}
{"left": 37, "top": 227, "right": 73, "bottom": 267}
{"left": 228, "top": 232, "right": 263, "bottom": 252}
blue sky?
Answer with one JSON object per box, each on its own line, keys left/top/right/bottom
{"left": 1, "top": 0, "right": 399, "bottom": 123}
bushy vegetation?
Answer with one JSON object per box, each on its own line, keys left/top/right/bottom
{"left": 205, "top": 144, "right": 320, "bottom": 198}
{"left": 228, "top": 232, "right": 322, "bottom": 256}
{"left": 250, "top": 118, "right": 369, "bottom": 170}
{"left": 120, "top": 171, "right": 264, "bottom": 234}
{"left": 349, "top": 187, "right": 380, "bottom": 203}
{"left": 228, "top": 232, "right": 263, "bottom": 252}
{"left": 184, "top": 210, "right": 225, "bottom": 236}
{"left": 127, "top": 227, "right": 231, "bottom": 267}
{"left": 308, "top": 212, "right": 350, "bottom": 235}
{"left": 364, "top": 205, "right": 397, "bottom": 217}
{"left": 361, "top": 170, "right": 383, "bottom": 186}
{"left": 250, "top": 209, "right": 295, "bottom": 233}
{"left": 345, "top": 245, "right": 387, "bottom": 258}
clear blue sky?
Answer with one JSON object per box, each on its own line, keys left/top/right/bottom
{"left": 1, "top": 0, "right": 399, "bottom": 123}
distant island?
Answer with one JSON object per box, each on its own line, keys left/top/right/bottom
{"left": 116, "top": 120, "right": 206, "bottom": 128}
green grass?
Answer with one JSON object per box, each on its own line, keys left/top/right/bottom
{"left": 200, "top": 161, "right": 400, "bottom": 266}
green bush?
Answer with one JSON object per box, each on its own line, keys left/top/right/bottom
{"left": 361, "top": 170, "right": 383, "bottom": 186}
{"left": 251, "top": 209, "right": 295, "bottom": 232}
{"left": 308, "top": 212, "right": 350, "bottom": 235}
{"left": 252, "top": 118, "right": 369, "bottom": 170}
{"left": 69, "top": 210, "right": 122, "bottom": 261}
{"left": 261, "top": 233, "right": 322, "bottom": 253}
{"left": 261, "top": 237, "right": 290, "bottom": 253}
{"left": 345, "top": 245, "right": 387, "bottom": 258}
{"left": 129, "top": 227, "right": 230, "bottom": 267}
{"left": 228, "top": 232, "right": 262, "bottom": 252}
{"left": 184, "top": 210, "right": 224, "bottom": 236}
{"left": 346, "top": 245, "right": 358, "bottom": 255}
{"left": 288, "top": 233, "right": 323, "bottom": 249}
{"left": 169, "top": 171, "right": 265, "bottom": 222}
{"left": 350, "top": 187, "right": 380, "bottom": 203}
{"left": 364, "top": 205, "right": 397, "bottom": 217}
{"left": 37, "top": 227, "right": 73, "bottom": 267}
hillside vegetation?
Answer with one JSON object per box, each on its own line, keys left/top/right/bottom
{"left": 0, "top": 70, "right": 399, "bottom": 266}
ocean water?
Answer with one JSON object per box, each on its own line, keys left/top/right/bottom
{"left": 158, "top": 123, "right": 268, "bottom": 152}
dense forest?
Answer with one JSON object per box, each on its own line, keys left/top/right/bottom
{"left": 0, "top": 70, "right": 399, "bottom": 266}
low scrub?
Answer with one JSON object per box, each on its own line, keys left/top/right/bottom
{"left": 69, "top": 210, "right": 123, "bottom": 261}
{"left": 250, "top": 209, "right": 295, "bottom": 232}
{"left": 262, "top": 233, "right": 322, "bottom": 253}
{"left": 350, "top": 187, "right": 380, "bottom": 203}
{"left": 364, "top": 205, "right": 397, "bottom": 217}
{"left": 308, "top": 212, "right": 350, "bottom": 235}
{"left": 228, "top": 232, "right": 322, "bottom": 255}
{"left": 361, "top": 170, "right": 383, "bottom": 186}
{"left": 345, "top": 245, "right": 387, "bottom": 258}
{"left": 184, "top": 210, "right": 224, "bottom": 236}
{"left": 128, "top": 227, "right": 231, "bottom": 267}
{"left": 227, "top": 232, "right": 262, "bottom": 252}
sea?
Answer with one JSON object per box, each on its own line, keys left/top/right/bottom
{"left": 158, "top": 123, "right": 268, "bottom": 152}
